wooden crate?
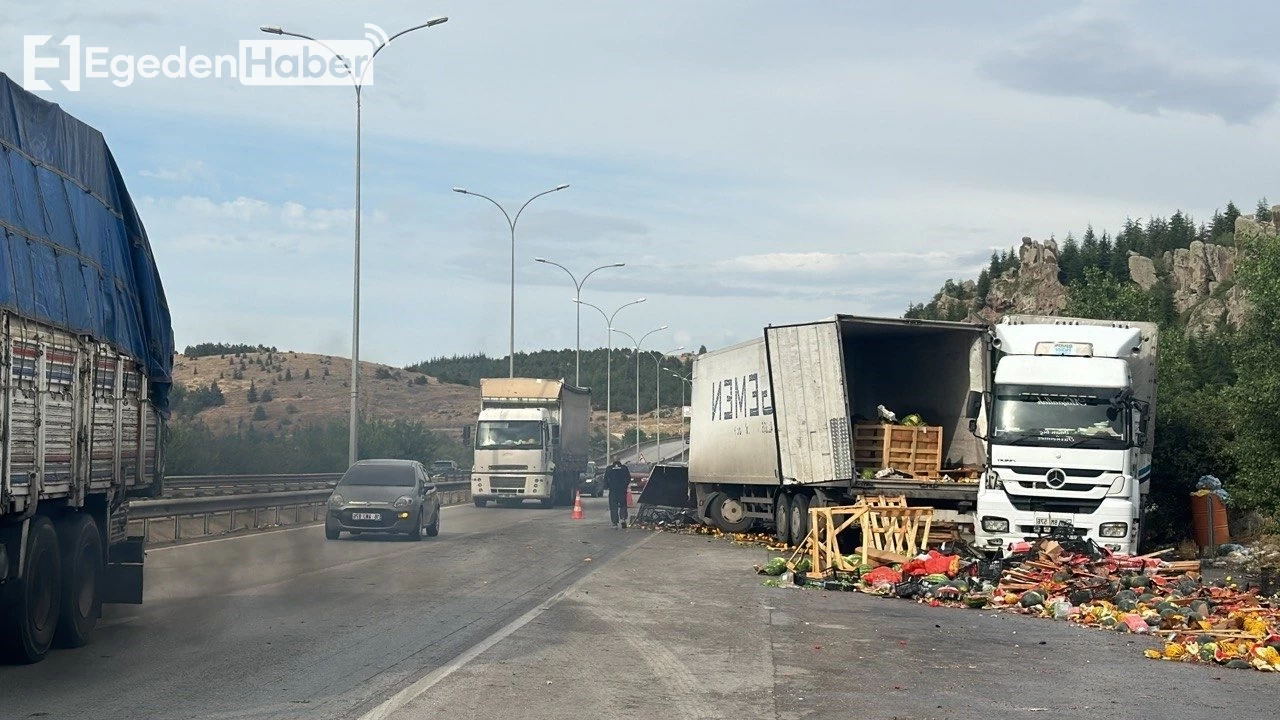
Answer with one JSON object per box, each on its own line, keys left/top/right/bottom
{"left": 853, "top": 424, "right": 943, "bottom": 477}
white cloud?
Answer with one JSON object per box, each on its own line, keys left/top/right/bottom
{"left": 138, "top": 160, "right": 210, "bottom": 183}
{"left": 979, "top": 4, "right": 1280, "bottom": 124}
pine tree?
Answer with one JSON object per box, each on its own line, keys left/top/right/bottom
{"left": 1058, "top": 235, "right": 1083, "bottom": 284}
{"left": 303, "top": 368, "right": 311, "bottom": 380}
{"left": 247, "top": 380, "right": 258, "bottom": 403}
{"left": 1257, "top": 197, "right": 1273, "bottom": 223}
{"left": 975, "top": 268, "right": 992, "bottom": 302}
{"left": 252, "top": 405, "right": 267, "bottom": 421}
{"left": 697, "top": 345, "right": 708, "bottom": 355}
{"left": 1081, "top": 227, "right": 1100, "bottom": 269}
{"left": 285, "top": 368, "right": 293, "bottom": 381}
{"left": 1224, "top": 201, "right": 1242, "bottom": 242}
{"left": 1097, "top": 232, "right": 1114, "bottom": 278}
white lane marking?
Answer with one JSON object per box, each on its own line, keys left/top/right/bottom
{"left": 144, "top": 503, "right": 471, "bottom": 553}
{"left": 357, "top": 532, "right": 656, "bottom": 720}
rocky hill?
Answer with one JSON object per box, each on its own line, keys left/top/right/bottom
{"left": 910, "top": 205, "right": 1277, "bottom": 334}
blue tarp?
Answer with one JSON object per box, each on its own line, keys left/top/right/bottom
{"left": 0, "top": 72, "right": 172, "bottom": 407}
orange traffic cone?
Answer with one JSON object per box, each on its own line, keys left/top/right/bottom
{"left": 571, "top": 491, "right": 584, "bottom": 520}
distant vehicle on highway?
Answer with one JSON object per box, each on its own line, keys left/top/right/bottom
{"left": 428, "top": 459, "right": 459, "bottom": 477}
{"left": 325, "top": 460, "right": 441, "bottom": 541}
{"left": 579, "top": 461, "right": 603, "bottom": 497}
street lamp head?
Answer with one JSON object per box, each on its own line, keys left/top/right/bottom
{"left": 555, "top": 183, "right": 570, "bottom": 191}
{"left": 535, "top": 257, "right": 547, "bottom": 263}
{"left": 452, "top": 187, "right": 468, "bottom": 194}
{"left": 635, "top": 298, "right": 647, "bottom": 303}
{"left": 658, "top": 325, "right": 669, "bottom": 330}
{"left": 426, "top": 16, "right": 449, "bottom": 27}
{"left": 260, "top": 25, "right": 284, "bottom": 34}
{"left": 611, "top": 263, "right": 626, "bottom": 268}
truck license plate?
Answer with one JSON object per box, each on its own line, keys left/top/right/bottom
{"left": 351, "top": 512, "right": 380, "bottom": 521}
{"left": 1034, "top": 516, "right": 1071, "bottom": 527}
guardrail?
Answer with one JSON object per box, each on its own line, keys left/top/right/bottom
{"left": 130, "top": 481, "right": 471, "bottom": 544}
{"left": 164, "top": 473, "right": 343, "bottom": 496}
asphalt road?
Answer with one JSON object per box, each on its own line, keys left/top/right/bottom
{"left": 0, "top": 497, "right": 643, "bottom": 719}
{"left": 4, "top": 505, "right": 1277, "bottom": 720}
{"left": 393, "top": 533, "right": 1280, "bottom": 720}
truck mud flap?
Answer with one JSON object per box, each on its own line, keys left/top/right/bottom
{"left": 103, "top": 538, "right": 145, "bottom": 604}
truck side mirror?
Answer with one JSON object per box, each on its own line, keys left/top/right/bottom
{"left": 968, "top": 418, "right": 979, "bottom": 435}
{"left": 965, "top": 390, "right": 982, "bottom": 420}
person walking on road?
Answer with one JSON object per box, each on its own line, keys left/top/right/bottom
{"left": 605, "top": 457, "right": 632, "bottom": 528}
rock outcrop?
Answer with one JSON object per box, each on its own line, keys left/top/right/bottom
{"left": 918, "top": 204, "right": 1277, "bottom": 332}
{"left": 1162, "top": 241, "right": 1236, "bottom": 314}
{"left": 979, "top": 237, "right": 1068, "bottom": 321}
{"left": 1128, "top": 252, "right": 1158, "bottom": 291}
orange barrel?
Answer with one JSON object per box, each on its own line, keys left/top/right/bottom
{"left": 1191, "top": 492, "right": 1230, "bottom": 548}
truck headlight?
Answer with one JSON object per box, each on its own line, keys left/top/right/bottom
{"left": 394, "top": 496, "right": 413, "bottom": 509}
{"left": 1107, "top": 475, "right": 1129, "bottom": 496}
{"left": 328, "top": 494, "right": 343, "bottom": 508}
{"left": 984, "top": 471, "right": 1002, "bottom": 490}
{"left": 981, "top": 516, "right": 1010, "bottom": 533}
{"left": 1099, "top": 522, "right": 1128, "bottom": 538}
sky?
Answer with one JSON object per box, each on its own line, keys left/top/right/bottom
{"left": 4, "top": 1, "right": 1279, "bottom": 366}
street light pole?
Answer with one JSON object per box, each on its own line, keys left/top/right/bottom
{"left": 648, "top": 346, "right": 684, "bottom": 457}
{"left": 260, "top": 17, "right": 448, "bottom": 468}
{"left": 667, "top": 369, "right": 692, "bottom": 457}
{"left": 535, "top": 258, "right": 625, "bottom": 386}
{"left": 454, "top": 185, "right": 570, "bottom": 377}
{"left": 576, "top": 299, "right": 645, "bottom": 462}
{"left": 611, "top": 326, "right": 668, "bottom": 462}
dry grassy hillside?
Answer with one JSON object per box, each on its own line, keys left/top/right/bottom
{"left": 173, "top": 350, "right": 480, "bottom": 440}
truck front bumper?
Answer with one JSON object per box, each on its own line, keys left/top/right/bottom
{"left": 472, "top": 474, "right": 552, "bottom": 501}
{"left": 975, "top": 494, "right": 1140, "bottom": 556}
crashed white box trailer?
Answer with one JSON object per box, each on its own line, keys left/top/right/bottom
{"left": 689, "top": 315, "right": 989, "bottom": 546}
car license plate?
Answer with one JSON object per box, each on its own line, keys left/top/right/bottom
{"left": 351, "top": 512, "right": 380, "bottom": 521}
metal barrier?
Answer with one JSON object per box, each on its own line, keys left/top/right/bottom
{"left": 164, "top": 473, "right": 343, "bottom": 496}
{"left": 130, "top": 481, "right": 471, "bottom": 544}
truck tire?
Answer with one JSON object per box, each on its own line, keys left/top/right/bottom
{"left": 773, "top": 494, "right": 792, "bottom": 545}
{"left": 710, "top": 495, "right": 753, "bottom": 534}
{"left": 1, "top": 517, "right": 62, "bottom": 663}
{"left": 54, "top": 514, "right": 102, "bottom": 649}
{"left": 474, "top": 498, "right": 487, "bottom": 508}
{"left": 540, "top": 498, "right": 554, "bottom": 509}
{"left": 789, "top": 494, "right": 811, "bottom": 548}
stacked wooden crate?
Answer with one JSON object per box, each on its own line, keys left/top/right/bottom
{"left": 853, "top": 424, "right": 943, "bottom": 478}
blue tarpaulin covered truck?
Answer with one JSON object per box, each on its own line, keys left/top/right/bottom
{"left": 0, "top": 72, "right": 173, "bottom": 663}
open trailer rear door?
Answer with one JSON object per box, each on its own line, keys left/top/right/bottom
{"left": 764, "top": 320, "right": 853, "bottom": 484}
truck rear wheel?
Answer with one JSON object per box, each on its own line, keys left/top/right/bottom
{"left": 773, "top": 494, "right": 792, "bottom": 545}
{"left": 474, "top": 498, "right": 487, "bottom": 508}
{"left": 789, "top": 494, "right": 811, "bottom": 548}
{"left": 54, "top": 514, "right": 102, "bottom": 648}
{"left": 1, "top": 517, "right": 62, "bottom": 663}
{"left": 710, "top": 495, "right": 753, "bottom": 534}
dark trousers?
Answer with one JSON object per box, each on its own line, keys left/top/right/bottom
{"left": 608, "top": 487, "right": 629, "bottom": 525}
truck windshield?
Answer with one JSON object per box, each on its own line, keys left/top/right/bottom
{"left": 432, "top": 461, "right": 453, "bottom": 470}
{"left": 992, "top": 384, "right": 1127, "bottom": 449}
{"left": 476, "top": 421, "right": 544, "bottom": 450}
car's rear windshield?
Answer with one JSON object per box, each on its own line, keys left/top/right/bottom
{"left": 339, "top": 464, "right": 416, "bottom": 487}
